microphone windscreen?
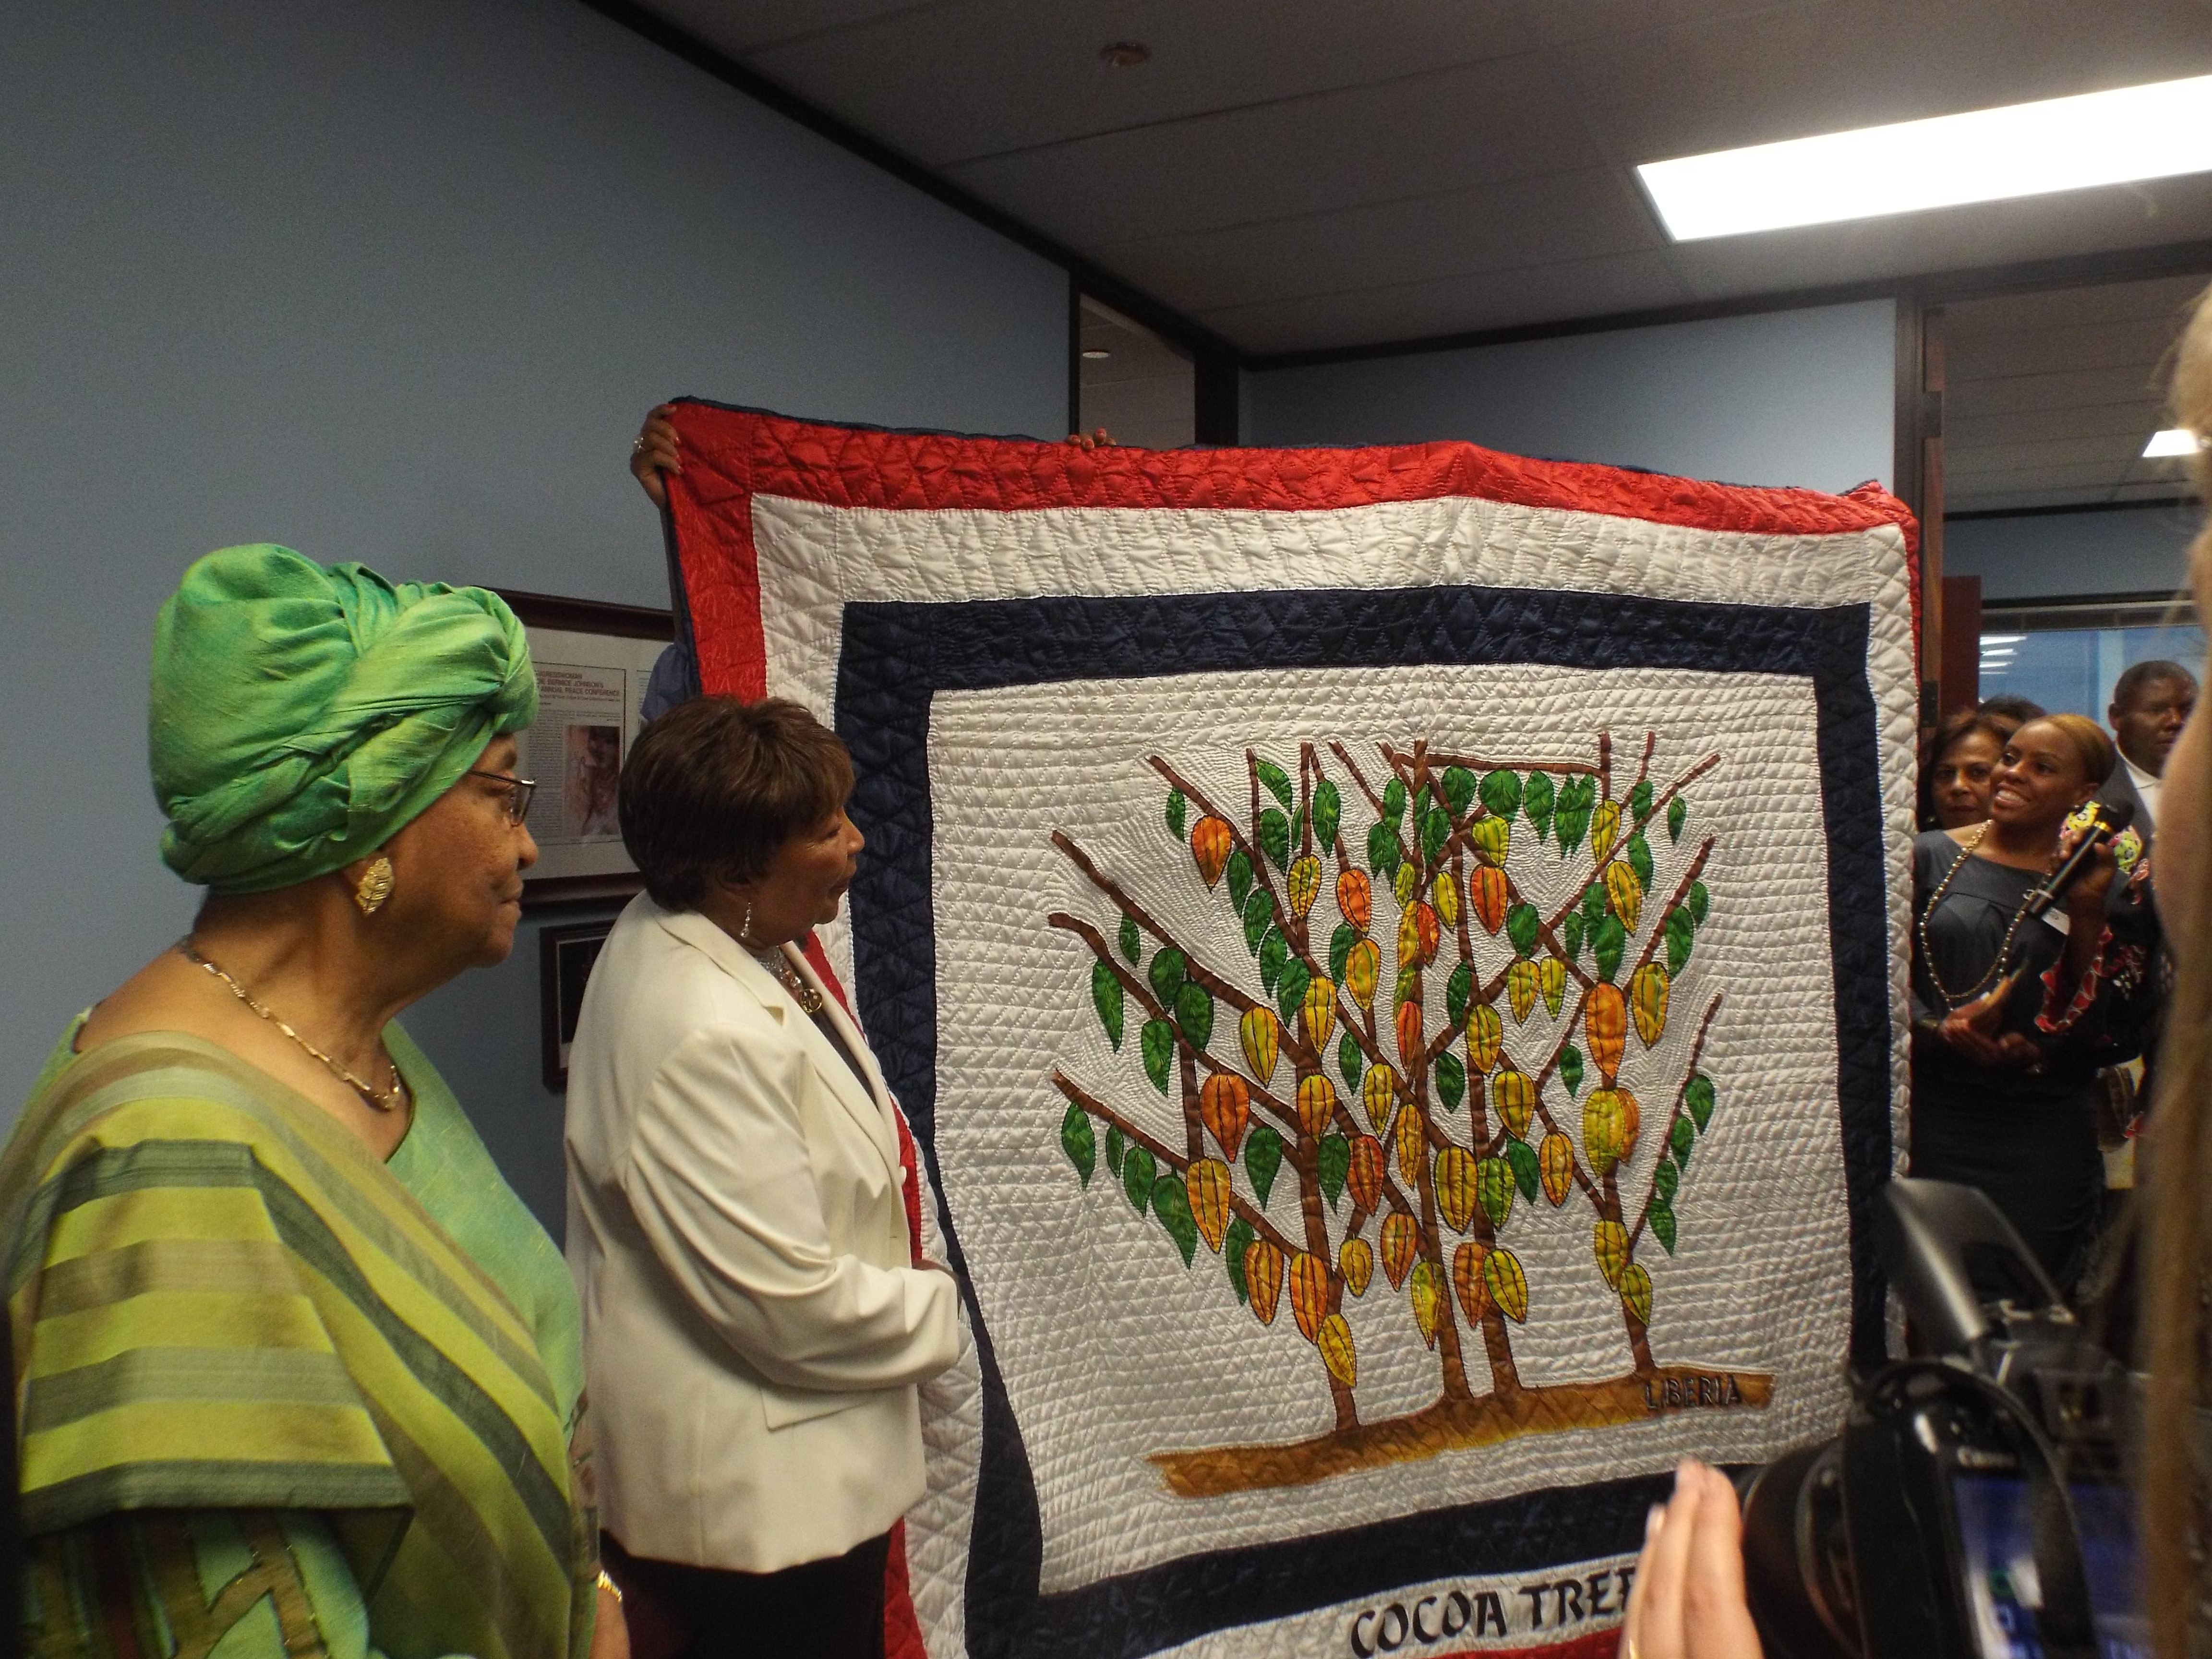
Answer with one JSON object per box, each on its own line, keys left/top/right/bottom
{"left": 2098, "top": 798, "right": 2136, "bottom": 833}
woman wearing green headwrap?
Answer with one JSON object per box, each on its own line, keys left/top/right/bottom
{"left": 2, "top": 546, "right": 626, "bottom": 1659}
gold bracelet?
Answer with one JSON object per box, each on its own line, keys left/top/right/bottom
{"left": 595, "top": 1569, "right": 623, "bottom": 1605}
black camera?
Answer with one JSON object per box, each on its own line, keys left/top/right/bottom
{"left": 1736, "top": 1178, "right": 2146, "bottom": 1659}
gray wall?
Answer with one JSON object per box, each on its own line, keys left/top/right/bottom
{"left": 1244, "top": 300, "right": 1897, "bottom": 494}
{"left": 1946, "top": 505, "right": 2201, "bottom": 601}
{"left": 0, "top": 0, "right": 1067, "bottom": 1229}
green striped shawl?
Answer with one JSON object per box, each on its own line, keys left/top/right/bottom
{"left": 2, "top": 1029, "right": 589, "bottom": 1659}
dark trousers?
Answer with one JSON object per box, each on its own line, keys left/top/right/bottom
{"left": 603, "top": 1531, "right": 890, "bottom": 1659}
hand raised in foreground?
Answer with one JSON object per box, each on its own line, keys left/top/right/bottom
{"left": 630, "top": 403, "right": 682, "bottom": 507}
{"left": 1621, "top": 1459, "right": 1763, "bottom": 1659}
{"left": 1065, "top": 428, "right": 1116, "bottom": 449}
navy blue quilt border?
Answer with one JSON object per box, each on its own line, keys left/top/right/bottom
{"left": 832, "top": 584, "right": 1894, "bottom": 1659}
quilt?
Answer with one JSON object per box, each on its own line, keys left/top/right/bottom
{"left": 658, "top": 402, "right": 1920, "bottom": 1659}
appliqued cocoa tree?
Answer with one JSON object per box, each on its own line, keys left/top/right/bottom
{"left": 1049, "top": 733, "right": 1768, "bottom": 1496}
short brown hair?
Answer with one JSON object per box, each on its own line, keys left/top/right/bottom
{"left": 2015, "top": 712, "right": 2116, "bottom": 788}
{"left": 619, "top": 696, "right": 854, "bottom": 911}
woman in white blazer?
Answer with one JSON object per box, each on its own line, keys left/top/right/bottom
{"left": 565, "top": 696, "right": 961, "bottom": 1659}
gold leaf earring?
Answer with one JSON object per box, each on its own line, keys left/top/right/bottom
{"left": 354, "top": 855, "right": 395, "bottom": 916}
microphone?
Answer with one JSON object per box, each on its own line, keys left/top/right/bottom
{"left": 2021, "top": 798, "right": 2134, "bottom": 920}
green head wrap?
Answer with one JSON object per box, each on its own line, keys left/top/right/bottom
{"left": 151, "top": 545, "right": 539, "bottom": 894}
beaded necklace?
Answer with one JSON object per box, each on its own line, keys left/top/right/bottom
{"left": 1915, "top": 823, "right": 2042, "bottom": 1011}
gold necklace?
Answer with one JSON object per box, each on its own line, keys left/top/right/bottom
{"left": 1916, "top": 824, "right": 2041, "bottom": 1010}
{"left": 179, "top": 942, "right": 409, "bottom": 1113}
{"left": 748, "top": 944, "right": 825, "bottom": 1013}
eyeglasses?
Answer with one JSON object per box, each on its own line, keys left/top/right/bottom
{"left": 465, "top": 769, "right": 539, "bottom": 826}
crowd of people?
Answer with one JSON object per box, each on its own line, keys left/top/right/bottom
{"left": 4, "top": 298, "right": 2209, "bottom": 1659}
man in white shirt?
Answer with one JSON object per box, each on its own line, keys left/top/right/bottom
{"left": 2102, "top": 659, "right": 2197, "bottom": 835}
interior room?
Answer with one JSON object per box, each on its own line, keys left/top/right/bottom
{"left": 5, "top": 4, "right": 2212, "bottom": 1655}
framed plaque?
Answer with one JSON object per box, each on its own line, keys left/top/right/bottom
{"left": 539, "top": 918, "right": 615, "bottom": 1089}
{"left": 494, "top": 589, "right": 673, "bottom": 908}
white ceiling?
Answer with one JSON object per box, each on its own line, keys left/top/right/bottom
{"left": 636, "top": 0, "right": 2212, "bottom": 356}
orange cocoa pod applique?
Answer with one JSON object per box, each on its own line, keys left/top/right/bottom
{"left": 1381, "top": 1211, "right": 1419, "bottom": 1290}
{"left": 1582, "top": 1086, "right": 1641, "bottom": 1177}
{"left": 1339, "top": 1235, "right": 1375, "bottom": 1296}
{"left": 1464, "top": 1003, "right": 1503, "bottom": 1074}
{"left": 1347, "top": 1134, "right": 1385, "bottom": 1211}
{"left": 1434, "top": 1146, "right": 1478, "bottom": 1232}
{"left": 1337, "top": 868, "right": 1372, "bottom": 934}
{"left": 1630, "top": 961, "right": 1670, "bottom": 1047}
{"left": 1239, "top": 1006, "right": 1281, "bottom": 1087}
{"left": 1244, "top": 1238, "right": 1284, "bottom": 1325}
{"left": 1200, "top": 1072, "right": 1250, "bottom": 1159}
{"left": 1471, "top": 865, "right": 1508, "bottom": 935}
{"left": 1318, "top": 1313, "right": 1358, "bottom": 1387}
{"left": 1394, "top": 1101, "right": 1426, "bottom": 1187}
{"left": 1286, "top": 854, "right": 1322, "bottom": 920}
{"left": 1288, "top": 1251, "right": 1330, "bottom": 1341}
{"left": 1452, "top": 1240, "right": 1492, "bottom": 1325}
{"left": 1345, "top": 939, "right": 1380, "bottom": 1009}
{"left": 1395, "top": 1000, "right": 1424, "bottom": 1066}
{"left": 1297, "top": 1073, "right": 1338, "bottom": 1139}
{"left": 1190, "top": 816, "right": 1233, "bottom": 889}
{"left": 1186, "top": 1158, "right": 1233, "bottom": 1252}
{"left": 1584, "top": 982, "right": 1627, "bottom": 1077}
{"left": 1539, "top": 1131, "right": 1575, "bottom": 1205}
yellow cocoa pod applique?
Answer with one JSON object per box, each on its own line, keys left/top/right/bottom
{"left": 1539, "top": 1131, "right": 1575, "bottom": 1205}
{"left": 1506, "top": 959, "right": 1538, "bottom": 1023}
{"left": 1465, "top": 1003, "right": 1503, "bottom": 1074}
{"left": 1593, "top": 1219, "right": 1629, "bottom": 1288}
{"left": 1303, "top": 975, "right": 1338, "bottom": 1051}
{"left": 1434, "top": 1146, "right": 1478, "bottom": 1232}
{"left": 1408, "top": 1259, "right": 1442, "bottom": 1347}
{"left": 1381, "top": 1211, "right": 1419, "bottom": 1290}
{"left": 1620, "top": 1261, "right": 1654, "bottom": 1326}
{"left": 1289, "top": 1250, "right": 1330, "bottom": 1341}
{"left": 1286, "top": 854, "right": 1322, "bottom": 920}
{"left": 1584, "top": 982, "right": 1627, "bottom": 1077}
{"left": 1471, "top": 865, "right": 1508, "bottom": 935}
{"left": 1348, "top": 1137, "right": 1386, "bottom": 1213}
{"left": 1244, "top": 1238, "right": 1284, "bottom": 1325}
{"left": 1476, "top": 1155, "right": 1515, "bottom": 1229}
{"left": 1603, "top": 864, "right": 1641, "bottom": 938}
{"left": 1318, "top": 1312, "right": 1358, "bottom": 1387}
{"left": 1392, "top": 860, "right": 1419, "bottom": 908}
{"left": 1630, "top": 962, "right": 1670, "bottom": 1047}
{"left": 1538, "top": 957, "right": 1567, "bottom": 1017}
{"left": 1583, "top": 1086, "right": 1641, "bottom": 1177}
{"left": 1186, "top": 1158, "right": 1233, "bottom": 1252}
{"left": 1337, "top": 868, "right": 1372, "bottom": 934}
{"left": 1492, "top": 1068, "right": 1536, "bottom": 1140}
{"left": 1394, "top": 1100, "right": 1426, "bottom": 1186}
{"left": 1345, "top": 939, "right": 1380, "bottom": 1009}
{"left": 1297, "top": 1073, "right": 1338, "bottom": 1139}
{"left": 1200, "top": 1073, "right": 1250, "bottom": 1158}
{"left": 1590, "top": 799, "right": 1622, "bottom": 863}
{"left": 1190, "top": 816, "right": 1234, "bottom": 888}
{"left": 1362, "top": 1062, "right": 1399, "bottom": 1130}
{"left": 1483, "top": 1246, "right": 1530, "bottom": 1323}
{"left": 1469, "top": 815, "right": 1509, "bottom": 866}
{"left": 1339, "top": 1236, "right": 1374, "bottom": 1297}
{"left": 1395, "top": 1000, "right": 1425, "bottom": 1066}
{"left": 1452, "top": 1240, "right": 1492, "bottom": 1325}
{"left": 1240, "top": 1006, "right": 1281, "bottom": 1087}
{"left": 1433, "top": 872, "right": 1463, "bottom": 933}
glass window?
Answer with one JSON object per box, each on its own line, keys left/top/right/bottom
{"left": 1979, "top": 606, "right": 2202, "bottom": 720}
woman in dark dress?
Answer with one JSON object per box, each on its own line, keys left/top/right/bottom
{"left": 1909, "top": 713, "right": 2157, "bottom": 1286}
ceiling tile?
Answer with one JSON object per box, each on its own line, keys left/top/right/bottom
{"left": 1948, "top": 435, "right": 2152, "bottom": 479}
{"left": 1202, "top": 251, "right": 1694, "bottom": 356}
{"left": 1946, "top": 402, "right": 2168, "bottom": 449}
{"left": 1950, "top": 486, "right": 2124, "bottom": 511}
{"left": 637, "top": 0, "right": 933, "bottom": 54}
{"left": 1554, "top": 0, "right": 2212, "bottom": 167}
{"left": 1085, "top": 168, "right": 1657, "bottom": 315}
{"left": 937, "top": 56, "right": 1598, "bottom": 248}
{"left": 740, "top": 0, "right": 1533, "bottom": 168}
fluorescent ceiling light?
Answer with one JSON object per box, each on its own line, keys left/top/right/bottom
{"left": 1980, "top": 635, "right": 2025, "bottom": 646}
{"left": 2145, "top": 428, "right": 2203, "bottom": 458}
{"left": 1638, "top": 73, "right": 2212, "bottom": 241}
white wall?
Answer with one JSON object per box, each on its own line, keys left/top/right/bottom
{"left": 0, "top": 0, "right": 1068, "bottom": 1227}
{"left": 1947, "top": 505, "right": 2200, "bottom": 601}
{"left": 1243, "top": 300, "right": 1897, "bottom": 494}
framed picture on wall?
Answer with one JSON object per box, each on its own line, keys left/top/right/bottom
{"left": 494, "top": 589, "right": 673, "bottom": 907}
{"left": 540, "top": 918, "right": 615, "bottom": 1090}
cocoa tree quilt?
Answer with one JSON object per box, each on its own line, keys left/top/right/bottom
{"left": 658, "top": 401, "right": 1919, "bottom": 1659}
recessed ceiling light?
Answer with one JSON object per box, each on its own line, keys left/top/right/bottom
{"left": 1637, "top": 72, "right": 2212, "bottom": 241}
{"left": 2144, "top": 427, "right": 2203, "bottom": 458}
{"left": 1100, "top": 42, "right": 1149, "bottom": 68}
{"left": 1081, "top": 348, "right": 1111, "bottom": 360}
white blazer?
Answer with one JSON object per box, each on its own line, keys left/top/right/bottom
{"left": 565, "top": 894, "right": 961, "bottom": 1574}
